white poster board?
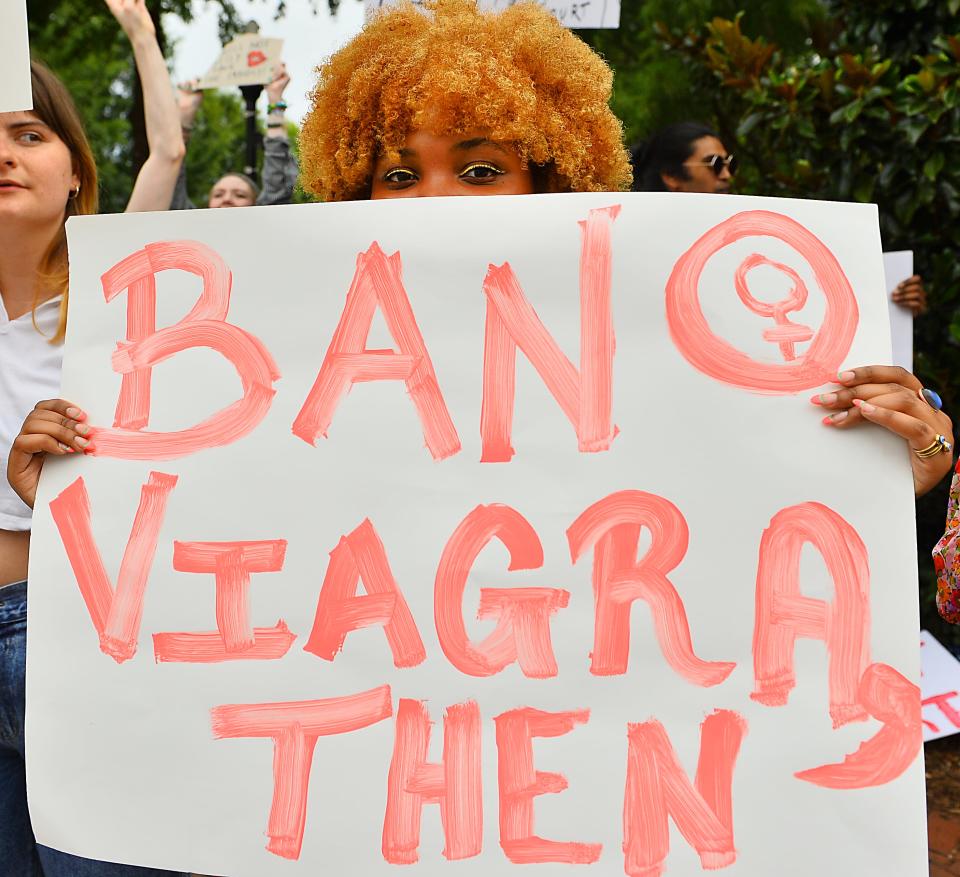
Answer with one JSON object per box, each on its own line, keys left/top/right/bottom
{"left": 198, "top": 33, "right": 284, "bottom": 89}
{"left": 365, "top": 0, "right": 620, "bottom": 28}
{"left": 884, "top": 250, "right": 914, "bottom": 371}
{"left": 28, "top": 193, "right": 925, "bottom": 876}
{"left": 922, "top": 629, "right": 960, "bottom": 742}
{"left": 0, "top": 0, "right": 32, "bottom": 112}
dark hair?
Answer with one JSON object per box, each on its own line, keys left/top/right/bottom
{"left": 630, "top": 121, "right": 719, "bottom": 192}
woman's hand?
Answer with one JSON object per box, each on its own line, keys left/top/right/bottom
{"left": 177, "top": 79, "right": 204, "bottom": 131}
{"left": 813, "top": 365, "right": 953, "bottom": 497}
{"left": 265, "top": 62, "right": 290, "bottom": 105}
{"left": 105, "top": 0, "right": 156, "bottom": 40}
{"left": 7, "top": 400, "right": 91, "bottom": 510}
{"left": 890, "top": 274, "right": 928, "bottom": 317}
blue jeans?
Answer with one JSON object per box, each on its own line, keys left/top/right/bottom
{"left": 0, "top": 581, "right": 188, "bottom": 877}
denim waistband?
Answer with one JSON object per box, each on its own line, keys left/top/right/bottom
{"left": 0, "top": 580, "right": 27, "bottom": 624}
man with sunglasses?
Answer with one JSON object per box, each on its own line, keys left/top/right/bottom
{"left": 631, "top": 121, "right": 737, "bottom": 194}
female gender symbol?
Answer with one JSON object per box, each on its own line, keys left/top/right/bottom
{"left": 734, "top": 253, "right": 813, "bottom": 363}
{"left": 666, "top": 210, "right": 859, "bottom": 393}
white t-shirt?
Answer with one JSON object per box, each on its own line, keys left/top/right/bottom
{"left": 0, "top": 296, "right": 63, "bottom": 531}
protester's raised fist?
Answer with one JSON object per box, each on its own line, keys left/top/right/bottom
{"left": 7, "top": 400, "right": 91, "bottom": 510}
{"left": 105, "top": 0, "right": 156, "bottom": 39}
{"left": 266, "top": 62, "right": 291, "bottom": 104}
{"left": 177, "top": 79, "right": 204, "bottom": 127}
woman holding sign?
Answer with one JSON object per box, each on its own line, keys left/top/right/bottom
{"left": 0, "top": 1, "right": 188, "bottom": 873}
{"left": 4, "top": 2, "right": 956, "bottom": 869}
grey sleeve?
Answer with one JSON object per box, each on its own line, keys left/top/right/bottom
{"left": 256, "top": 137, "right": 299, "bottom": 206}
{"left": 168, "top": 158, "right": 197, "bottom": 211}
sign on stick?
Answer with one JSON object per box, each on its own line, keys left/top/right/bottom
{"left": 198, "top": 33, "right": 284, "bottom": 90}
{"left": 28, "top": 193, "right": 925, "bottom": 875}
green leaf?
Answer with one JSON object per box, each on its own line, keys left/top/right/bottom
{"left": 924, "top": 152, "right": 946, "bottom": 181}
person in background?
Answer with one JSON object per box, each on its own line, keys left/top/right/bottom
{"left": 631, "top": 121, "right": 735, "bottom": 195}
{"left": 171, "top": 63, "right": 298, "bottom": 209}
{"left": 633, "top": 120, "right": 929, "bottom": 320}
{"left": 0, "top": 0, "right": 186, "bottom": 872}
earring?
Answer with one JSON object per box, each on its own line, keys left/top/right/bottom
{"left": 68, "top": 183, "right": 81, "bottom": 199}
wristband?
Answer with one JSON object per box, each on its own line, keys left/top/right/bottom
{"left": 266, "top": 123, "right": 285, "bottom": 129}
{"left": 267, "top": 101, "right": 288, "bottom": 114}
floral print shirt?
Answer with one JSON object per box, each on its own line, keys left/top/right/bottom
{"left": 933, "top": 461, "right": 960, "bottom": 624}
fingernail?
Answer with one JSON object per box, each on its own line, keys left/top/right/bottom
{"left": 75, "top": 423, "right": 90, "bottom": 435}
{"left": 853, "top": 399, "right": 876, "bottom": 414}
{"left": 65, "top": 407, "right": 82, "bottom": 419}
{"left": 837, "top": 371, "right": 855, "bottom": 383}
{"left": 823, "top": 411, "right": 848, "bottom": 424}
{"left": 75, "top": 436, "right": 90, "bottom": 448}
{"left": 810, "top": 394, "right": 822, "bottom": 405}
{"left": 58, "top": 442, "right": 71, "bottom": 452}
{"left": 819, "top": 393, "right": 838, "bottom": 405}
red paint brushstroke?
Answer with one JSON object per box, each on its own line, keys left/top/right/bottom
{"left": 304, "top": 518, "right": 425, "bottom": 668}
{"left": 796, "top": 662, "right": 922, "bottom": 788}
{"left": 292, "top": 242, "right": 460, "bottom": 460}
{"left": 623, "top": 710, "right": 747, "bottom": 877}
{"left": 96, "top": 240, "right": 279, "bottom": 459}
{"left": 247, "top": 50, "right": 267, "bottom": 66}
{"left": 494, "top": 707, "right": 601, "bottom": 864}
{"left": 751, "top": 502, "right": 870, "bottom": 728}
{"left": 382, "top": 699, "right": 482, "bottom": 864}
{"left": 734, "top": 254, "right": 813, "bottom": 362}
{"left": 49, "top": 472, "right": 177, "bottom": 663}
{"left": 211, "top": 685, "right": 393, "bottom": 860}
{"left": 435, "top": 504, "right": 568, "bottom": 678}
{"left": 480, "top": 205, "right": 620, "bottom": 462}
{"left": 153, "top": 539, "right": 294, "bottom": 662}
{"left": 566, "top": 491, "right": 735, "bottom": 685}
{"left": 923, "top": 691, "right": 960, "bottom": 730}
{"left": 665, "top": 210, "right": 858, "bottom": 392}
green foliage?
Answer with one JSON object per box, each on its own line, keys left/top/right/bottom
{"left": 579, "top": 0, "right": 825, "bottom": 145}
{"left": 661, "top": 0, "right": 960, "bottom": 641}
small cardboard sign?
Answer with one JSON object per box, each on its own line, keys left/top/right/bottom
{"left": 365, "top": 0, "right": 620, "bottom": 28}
{"left": 0, "top": 0, "right": 32, "bottom": 112}
{"left": 198, "top": 33, "right": 284, "bottom": 90}
{"left": 921, "top": 630, "right": 960, "bottom": 742}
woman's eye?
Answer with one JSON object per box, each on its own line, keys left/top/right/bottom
{"left": 461, "top": 162, "right": 504, "bottom": 180}
{"left": 17, "top": 131, "right": 42, "bottom": 144}
{"left": 383, "top": 167, "right": 418, "bottom": 185}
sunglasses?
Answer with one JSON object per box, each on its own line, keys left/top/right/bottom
{"left": 685, "top": 154, "right": 739, "bottom": 177}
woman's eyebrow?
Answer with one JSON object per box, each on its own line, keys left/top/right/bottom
{"left": 8, "top": 119, "right": 51, "bottom": 131}
{"left": 453, "top": 138, "right": 508, "bottom": 154}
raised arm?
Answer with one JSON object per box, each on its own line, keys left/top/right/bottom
{"left": 106, "top": 0, "right": 185, "bottom": 212}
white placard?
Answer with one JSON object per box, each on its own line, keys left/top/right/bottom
{"left": 0, "top": 0, "right": 32, "bottom": 112}
{"left": 28, "top": 193, "right": 925, "bottom": 876}
{"left": 365, "top": 0, "right": 620, "bottom": 28}
{"left": 922, "top": 629, "right": 960, "bottom": 742}
{"left": 884, "top": 250, "right": 914, "bottom": 371}
{"left": 198, "top": 33, "right": 284, "bottom": 90}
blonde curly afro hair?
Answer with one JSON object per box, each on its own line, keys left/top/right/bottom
{"left": 299, "top": 0, "right": 632, "bottom": 201}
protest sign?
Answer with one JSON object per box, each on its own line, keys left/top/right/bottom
{"left": 884, "top": 250, "right": 914, "bottom": 370}
{"left": 365, "top": 0, "right": 620, "bottom": 28}
{"left": 27, "top": 193, "right": 925, "bottom": 876}
{"left": 0, "top": 0, "right": 32, "bottom": 112}
{"left": 198, "top": 33, "right": 284, "bottom": 90}
{"left": 922, "top": 629, "right": 960, "bottom": 742}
